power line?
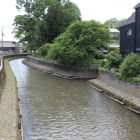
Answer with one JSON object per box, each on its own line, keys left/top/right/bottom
{"left": 0, "top": 25, "right": 13, "bottom": 28}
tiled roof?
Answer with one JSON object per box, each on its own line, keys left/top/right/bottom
{"left": 134, "top": 2, "right": 140, "bottom": 9}
{"left": 110, "top": 28, "right": 120, "bottom": 33}
{"left": 118, "top": 13, "right": 135, "bottom": 27}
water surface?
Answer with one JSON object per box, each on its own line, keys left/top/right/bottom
{"left": 10, "top": 58, "right": 140, "bottom": 140}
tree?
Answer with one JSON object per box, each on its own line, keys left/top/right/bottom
{"left": 13, "top": 0, "right": 81, "bottom": 51}
{"left": 13, "top": 14, "right": 42, "bottom": 52}
{"left": 104, "top": 18, "right": 126, "bottom": 28}
{"left": 46, "top": 1, "right": 81, "bottom": 42}
{"left": 119, "top": 53, "right": 140, "bottom": 80}
{"left": 47, "top": 20, "right": 111, "bottom": 66}
{"left": 117, "top": 18, "right": 126, "bottom": 28}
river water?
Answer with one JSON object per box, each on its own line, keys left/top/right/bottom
{"left": 10, "top": 58, "right": 140, "bottom": 140}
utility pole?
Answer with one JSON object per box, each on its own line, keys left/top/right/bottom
{"left": 1, "top": 26, "right": 3, "bottom": 52}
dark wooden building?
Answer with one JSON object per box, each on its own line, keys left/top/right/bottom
{"left": 119, "top": 2, "right": 140, "bottom": 55}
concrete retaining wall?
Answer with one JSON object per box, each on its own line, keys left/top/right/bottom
{"left": 88, "top": 79, "right": 140, "bottom": 114}
{"left": 0, "top": 54, "right": 29, "bottom": 140}
{"left": 0, "top": 54, "right": 29, "bottom": 95}
{"left": 99, "top": 73, "right": 140, "bottom": 98}
{"left": 0, "top": 59, "right": 5, "bottom": 93}
{"left": 23, "top": 56, "right": 99, "bottom": 79}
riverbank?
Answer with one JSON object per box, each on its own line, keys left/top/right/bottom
{"left": 22, "top": 56, "right": 99, "bottom": 79}
{"left": 88, "top": 79, "right": 140, "bottom": 114}
{"left": 0, "top": 54, "right": 29, "bottom": 140}
{"left": 0, "top": 58, "right": 21, "bottom": 139}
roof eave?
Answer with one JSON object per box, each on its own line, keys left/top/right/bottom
{"left": 133, "top": 3, "right": 140, "bottom": 9}
{"left": 118, "top": 20, "right": 135, "bottom": 28}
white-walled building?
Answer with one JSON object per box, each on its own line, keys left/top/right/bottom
{"left": 110, "top": 28, "right": 120, "bottom": 41}
{"left": 0, "top": 41, "right": 21, "bottom": 51}
{"left": 109, "top": 28, "right": 120, "bottom": 47}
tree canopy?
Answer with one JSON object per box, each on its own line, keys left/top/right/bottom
{"left": 104, "top": 18, "right": 126, "bottom": 28}
{"left": 13, "top": 0, "right": 81, "bottom": 51}
{"left": 47, "top": 20, "right": 111, "bottom": 66}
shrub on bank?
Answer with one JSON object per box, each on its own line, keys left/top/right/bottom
{"left": 38, "top": 43, "right": 52, "bottom": 57}
{"left": 119, "top": 53, "right": 140, "bottom": 81}
{"left": 94, "top": 52, "right": 105, "bottom": 59}
{"left": 107, "top": 47, "right": 119, "bottom": 52}
{"left": 32, "top": 43, "right": 52, "bottom": 58}
{"left": 99, "top": 67, "right": 140, "bottom": 85}
{"left": 99, "top": 52, "right": 140, "bottom": 84}
{"left": 101, "top": 49, "right": 123, "bottom": 69}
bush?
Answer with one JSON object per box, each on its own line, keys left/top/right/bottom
{"left": 104, "top": 49, "right": 123, "bottom": 69}
{"left": 132, "top": 77, "right": 140, "bottom": 84}
{"left": 94, "top": 52, "right": 105, "bottom": 59}
{"left": 119, "top": 53, "right": 140, "bottom": 80}
{"left": 108, "top": 47, "right": 119, "bottom": 52}
{"left": 38, "top": 43, "right": 52, "bottom": 57}
{"left": 46, "top": 44, "right": 59, "bottom": 61}
{"left": 100, "top": 59, "right": 108, "bottom": 67}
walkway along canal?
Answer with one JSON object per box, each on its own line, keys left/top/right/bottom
{"left": 10, "top": 58, "right": 140, "bottom": 140}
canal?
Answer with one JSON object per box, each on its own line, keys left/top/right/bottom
{"left": 10, "top": 58, "right": 140, "bottom": 140}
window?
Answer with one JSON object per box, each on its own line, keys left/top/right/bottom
{"left": 126, "top": 29, "right": 132, "bottom": 36}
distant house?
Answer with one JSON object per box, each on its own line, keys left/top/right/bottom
{"left": 119, "top": 2, "right": 140, "bottom": 55}
{"left": 109, "top": 28, "right": 120, "bottom": 47}
{"left": 0, "top": 41, "right": 20, "bottom": 52}
{"left": 110, "top": 28, "right": 120, "bottom": 41}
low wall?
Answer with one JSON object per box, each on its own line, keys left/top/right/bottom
{"left": 88, "top": 79, "right": 140, "bottom": 114}
{"left": 0, "top": 54, "right": 29, "bottom": 140}
{"left": 23, "top": 56, "right": 99, "bottom": 79}
{"left": 0, "top": 59, "right": 5, "bottom": 93}
{"left": 0, "top": 54, "right": 29, "bottom": 95}
{"left": 99, "top": 73, "right": 140, "bottom": 98}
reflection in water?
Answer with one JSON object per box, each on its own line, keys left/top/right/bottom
{"left": 10, "top": 59, "right": 140, "bottom": 140}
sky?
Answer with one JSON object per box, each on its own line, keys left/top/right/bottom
{"left": 0, "top": 0, "right": 140, "bottom": 41}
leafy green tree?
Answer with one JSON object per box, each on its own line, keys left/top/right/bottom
{"left": 119, "top": 53, "right": 140, "bottom": 80}
{"left": 13, "top": 0, "right": 81, "bottom": 51}
{"left": 47, "top": 20, "right": 111, "bottom": 66}
{"left": 38, "top": 43, "right": 52, "bottom": 57}
{"left": 13, "top": 14, "right": 42, "bottom": 52}
{"left": 104, "top": 18, "right": 126, "bottom": 28}
{"left": 117, "top": 18, "right": 126, "bottom": 27}
{"left": 46, "top": 1, "right": 81, "bottom": 42}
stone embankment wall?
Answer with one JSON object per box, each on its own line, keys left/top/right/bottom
{"left": 0, "top": 54, "right": 28, "bottom": 93}
{"left": 0, "top": 54, "right": 29, "bottom": 140}
{"left": 0, "top": 56, "right": 5, "bottom": 92}
{"left": 87, "top": 71, "right": 140, "bottom": 114}
{"left": 88, "top": 79, "right": 140, "bottom": 114}
{"left": 99, "top": 73, "right": 140, "bottom": 98}
{"left": 23, "top": 56, "right": 99, "bottom": 79}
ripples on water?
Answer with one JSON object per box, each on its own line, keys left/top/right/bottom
{"left": 10, "top": 59, "right": 140, "bottom": 140}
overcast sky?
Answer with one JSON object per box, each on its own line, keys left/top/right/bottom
{"left": 0, "top": 0, "right": 139, "bottom": 41}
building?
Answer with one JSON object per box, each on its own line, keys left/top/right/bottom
{"left": 109, "top": 28, "right": 120, "bottom": 47}
{"left": 110, "top": 28, "right": 120, "bottom": 41}
{"left": 0, "top": 41, "right": 20, "bottom": 52}
{"left": 119, "top": 2, "right": 140, "bottom": 55}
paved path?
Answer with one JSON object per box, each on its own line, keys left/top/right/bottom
{"left": 0, "top": 59, "right": 19, "bottom": 140}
